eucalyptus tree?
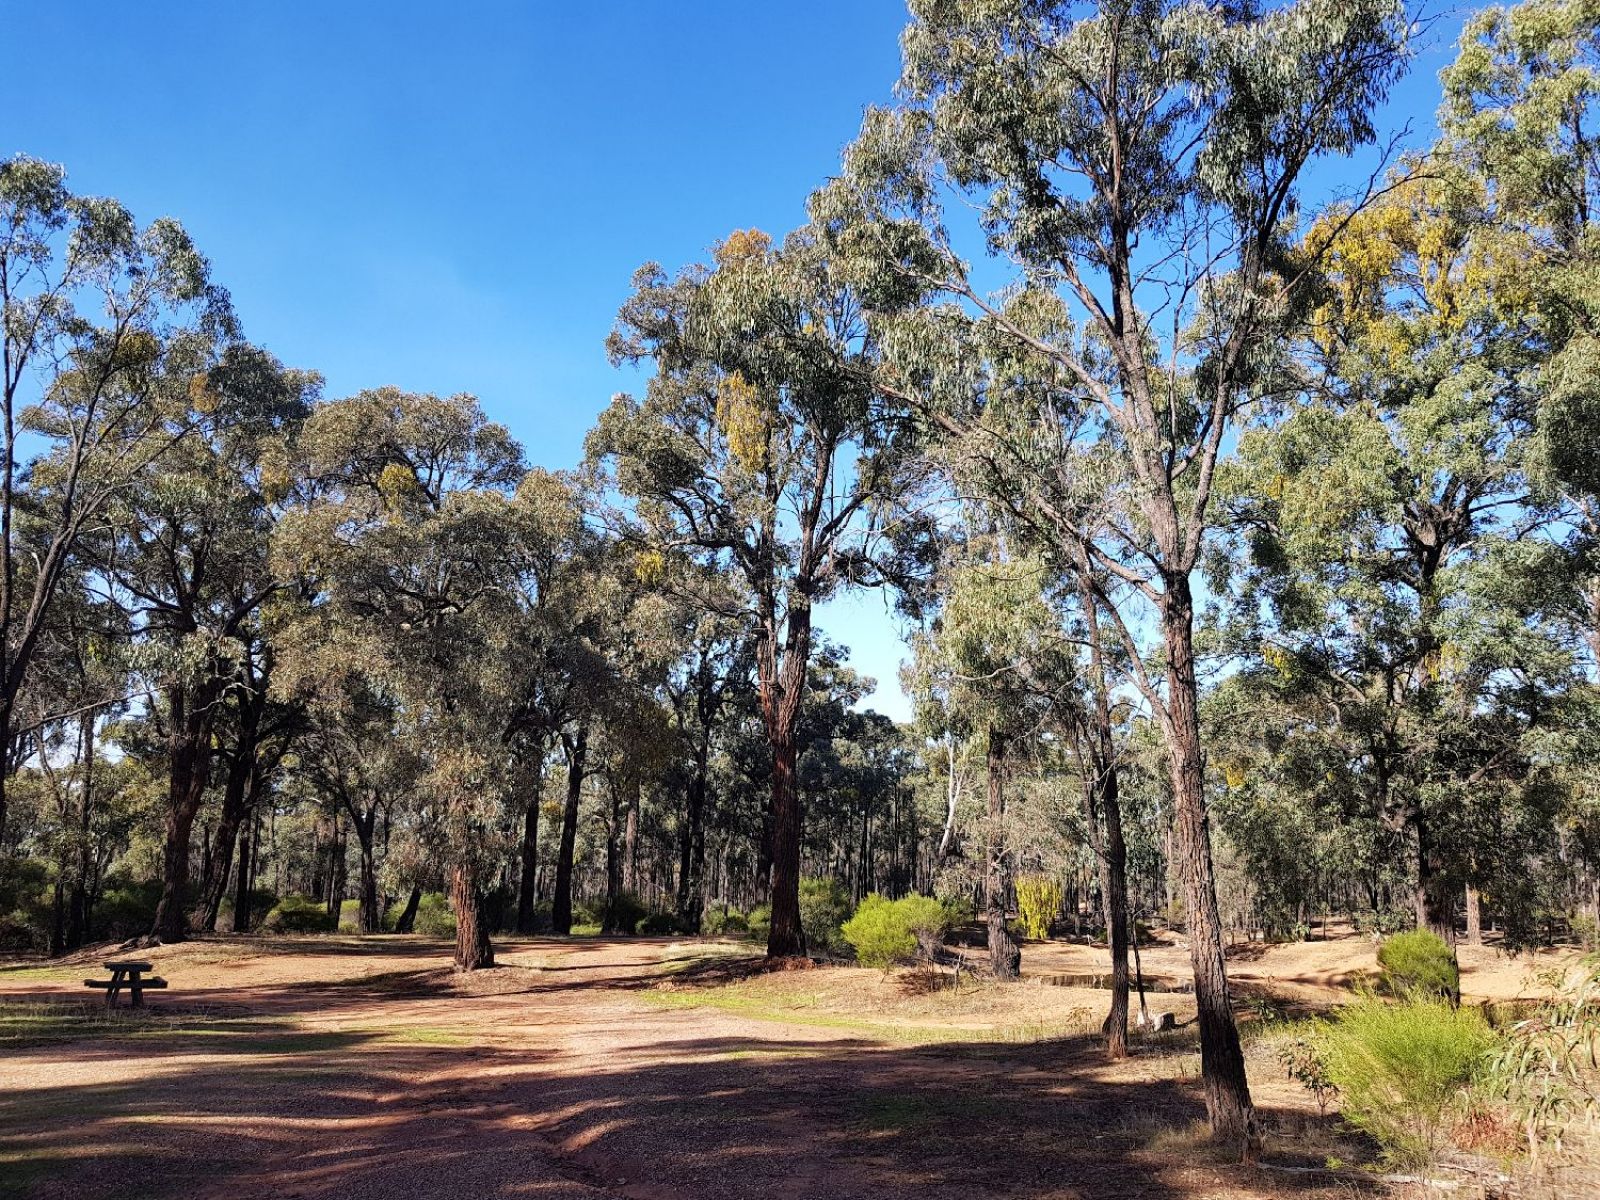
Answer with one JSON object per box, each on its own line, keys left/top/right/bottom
{"left": 917, "top": 546, "right": 1075, "bottom": 979}
{"left": 93, "top": 343, "right": 314, "bottom": 942}
{"left": 0, "top": 156, "right": 236, "bottom": 844}
{"left": 274, "top": 387, "right": 526, "bottom": 969}
{"left": 809, "top": 0, "right": 1408, "bottom": 1149}
{"left": 589, "top": 229, "right": 931, "bottom": 957}
{"left": 659, "top": 588, "right": 753, "bottom": 930}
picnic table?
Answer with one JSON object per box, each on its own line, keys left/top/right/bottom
{"left": 84, "top": 960, "right": 167, "bottom": 1008}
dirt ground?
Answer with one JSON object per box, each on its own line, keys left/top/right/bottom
{"left": 0, "top": 931, "right": 1582, "bottom": 1200}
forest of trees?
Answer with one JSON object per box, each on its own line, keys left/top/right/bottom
{"left": 1, "top": 0, "right": 1597, "bottom": 1157}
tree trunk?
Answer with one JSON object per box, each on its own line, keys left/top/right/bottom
{"left": 515, "top": 753, "right": 545, "bottom": 933}
{"left": 198, "top": 748, "right": 253, "bottom": 932}
{"left": 451, "top": 864, "right": 493, "bottom": 971}
{"left": 150, "top": 682, "right": 216, "bottom": 943}
{"left": 394, "top": 885, "right": 422, "bottom": 934}
{"left": 354, "top": 808, "right": 379, "bottom": 933}
{"left": 985, "top": 727, "right": 1020, "bottom": 980}
{"left": 553, "top": 726, "right": 587, "bottom": 935}
{"left": 676, "top": 739, "right": 711, "bottom": 931}
{"left": 233, "top": 812, "right": 257, "bottom": 932}
{"left": 1464, "top": 884, "right": 1482, "bottom": 946}
{"left": 766, "top": 720, "right": 806, "bottom": 958}
{"left": 1161, "top": 577, "right": 1258, "bottom": 1157}
{"left": 1414, "top": 815, "right": 1456, "bottom": 946}
{"left": 602, "top": 780, "right": 626, "bottom": 933}
{"left": 763, "top": 591, "right": 811, "bottom": 960}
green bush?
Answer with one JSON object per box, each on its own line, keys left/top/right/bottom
{"left": 1317, "top": 999, "right": 1496, "bottom": 1165}
{"left": 799, "top": 877, "right": 852, "bottom": 957}
{"left": 603, "top": 892, "right": 650, "bottom": 934}
{"left": 1378, "top": 930, "right": 1459, "bottom": 1001}
{"left": 93, "top": 874, "right": 166, "bottom": 941}
{"left": 638, "top": 910, "right": 681, "bottom": 935}
{"left": 262, "top": 895, "right": 337, "bottom": 934}
{"left": 702, "top": 906, "right": 747, "bottom": 936}
{"left": 939, "top": 895, "right": 977, "bottom": 927}
{"left": 413, "top": 892, "right": 456, "bottom": 938}
{"left": 338, "top": 898, "right": 360, "bottom": 933}
{"left": 1016, "top": 875, "right": 1063, "bottom": 940}
{"left": 841, "top": 893, "right": 954, "bottom": 969}
{"left": 746, "top": 903, "right": 772, "bottom": 943}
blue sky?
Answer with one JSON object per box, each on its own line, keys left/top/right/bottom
{"left": 4, "top": 2, "right": 1469, "bottom": 722}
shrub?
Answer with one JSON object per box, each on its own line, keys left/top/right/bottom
{"left": 939, "top": 894, "right": 977, "bottom": 927}
{"left": 638, "top": 910, "right": 681, "bottom": 935}
{"left": 603, "top": 892, "right": 650, "bottom": 934}
{"left": 799, "top": 877, "right": 852, "bottom": 957}
{"left": 1378, "top": 930, "right": 1459, "bottom": 1002}
{"left": 746, "top": 903, "right": 772, "bottom": 943}
{"left": 1016, "top": 875, "right": 1064, "bottom": 940}
{"left": 702, "top": 906, "right": 747, "bottom": 936}
{"left": 262, "top": 895, "right": 337, "bottom": 934}
{"left": 1317, "top": 999, "right": 1495, "bottom": 1165}
{"left": 412, "top": 892, "right": 456, "bottom": 938}
{"left": 841, "top": 893, "right": 954, "bottom": 969}
{"left": 338, "top": 899, "right": 361, "bottom": 933}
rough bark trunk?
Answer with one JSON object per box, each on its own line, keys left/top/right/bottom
{"left": 985, "top": 727, "right": 1020, "bottom": 980}
{"left": 198, "top": 749, "right": 253, "bottom": 932}
{"left": 1161, "top": 577, "right": 1258, "bottom": 1157}
{"left": 451, "top": 864, "right": 493, "bottom": 971}
{"left": 552, "top": 726, "right": 586, "bottom": 935}
{"left": 150, "top": 681, "right": 217, "bottom": 943}
{"left": 1464, "top": 884, "right": 1482, "bottom": 946}
{"left": 515, "top": 754, "right": 545, "bottom": 933}
{"left": 763, "top": 589, "right": 811, "bottom": 960}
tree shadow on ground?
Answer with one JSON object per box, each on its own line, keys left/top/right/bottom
{"left": 2, "top": 994, "right": 1378, "bottom": 1200}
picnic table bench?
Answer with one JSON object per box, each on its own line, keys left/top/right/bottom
{"left": 84, "top": 960, "right": 167, "bottom": 1008}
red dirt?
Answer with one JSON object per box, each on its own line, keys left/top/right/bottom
{"left": 0, "top": 932, "right": 1566, "bottom": 1200}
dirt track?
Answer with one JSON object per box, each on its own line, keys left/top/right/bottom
{"left": 0, "top": 933, "right": 1573, "bottom": 1200}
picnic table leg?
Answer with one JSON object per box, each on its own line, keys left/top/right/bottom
{"left": 106, "top": 968, "right": 125, "bottom": 1009}
{"left": 130, "top": 976, "right": 143, "bottom": 1008}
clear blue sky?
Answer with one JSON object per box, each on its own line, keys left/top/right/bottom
{"left": 4, "top": 2, "right": 1467, "bottom": 722}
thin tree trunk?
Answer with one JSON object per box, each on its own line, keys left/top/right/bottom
{"left": 451, "top": 864, "right": 493, "bottom": 970}
{"left": 1162, "top": 578, "right": 1258, "bottom": 1156}
{"left": 985, "top": 727, "right": 1019, "bottom": 980}
{"left": 233, "top": 812, "right": 256, "bottom": 932}
{"left": 676, "top": 739, "right": 710, "bottom": 930}
{"left": 354, "top": 807, "right": 379, "bottom": 933}
{"left": 553, "top": 726, "right": 587, "bottom": 935}
{"left": 515, "top": 751, "right": 545, "bottom": 933}
{"left": 603, "top": 779, "right": 626, "bottom": 933}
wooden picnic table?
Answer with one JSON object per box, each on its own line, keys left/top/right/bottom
{"left": 84, "top": 959, "right": 167, "bottom": 1008}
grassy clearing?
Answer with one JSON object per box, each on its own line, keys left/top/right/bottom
{"left": 643, "top": 967, "right": 1102, "bottom": 1046}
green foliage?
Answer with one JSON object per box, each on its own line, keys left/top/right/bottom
{"left": 939, "top": 895, "right": 976, "bottom": 926}
{"left": 603, "top": 892, "right": 650, "bottom": 935}
{"left": 638, "top": 910, "right": 681, "bottom": 935}
{"left": 841, "top": 893, "right": 953, "bottom": 969}
{"left": 798, "top": 877, "right": 852, "bottom": 957}
{"left": 1378, "top": 931, "right": 1460, "bottom": 1002}
{"left": 338, "top": 899, "right": 360, "bottom": 933}
{"left": 702, "top": 906, "right": 747, "bottom": 936}
{"left": 262, "top": 896, "right": 337, "bottom": 934}
{"left": 1479, "top": 956, "right": 1600, "bottom": 1154}
{"left": 1317, "top": 999, "right": 1496, "bottom": 1165}
{"left": 1015, "top": 875, "right": 1063, "bottom": 941}
{"left": 0, "top": 859, "right": 51, "bottom": 952}
{"left": 412, "top": 892, "right": 456, "bottom": 938}
{"left": 746, "top": 903, "right": 772, "bottom": 944}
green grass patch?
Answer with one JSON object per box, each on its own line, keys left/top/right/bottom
{"left": 642, "top": 986, "right": 1080, "bottom": 1046}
